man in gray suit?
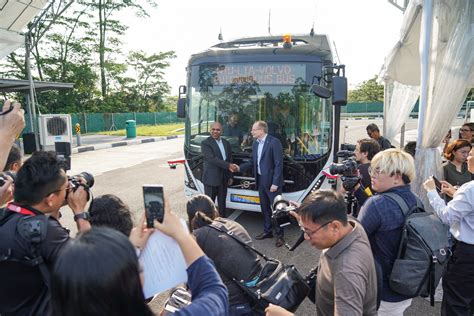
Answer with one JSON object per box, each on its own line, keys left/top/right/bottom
{"left": 201, "top": 122, "right": 235, "bottom": 217}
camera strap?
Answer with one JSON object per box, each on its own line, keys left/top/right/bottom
{"left": 208, "top": 222, "right": 271, "bottom": 261}
{"left": 0, "top": 104, "right": 13, "bottom": 116}
{"left": 6, "top": 202, "right": 38, "bottom": 216}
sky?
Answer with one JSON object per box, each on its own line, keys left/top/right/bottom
{"left": 118, "top": 0, "right": 405, "bottom": 94}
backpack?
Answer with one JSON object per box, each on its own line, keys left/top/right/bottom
{"left": 0, "top": 210, "right": 50, "bottom": 314}
{"left": 384, "top": 193, "right": 451, "bottom": 306}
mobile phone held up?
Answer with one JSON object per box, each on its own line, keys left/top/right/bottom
{"left": 143, "top": 185, "right": 165, "bottom": 228}
{"left": 432, "top": 175, "right": 442, "bottom": 194}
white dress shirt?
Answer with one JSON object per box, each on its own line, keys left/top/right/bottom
{"left": 257, "top": 134, "right": 267, "bottom": 175}
{"left": 214, "top": 138, "right": 226, "bottom": 161}
{"left": 427, "top": 180, "right": 474, "bottom": 244}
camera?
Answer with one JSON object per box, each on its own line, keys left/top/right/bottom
{"left": 272, "top": 195, "right": 297, "bottom": 228}
{"left": 329, "top": 157, "right": 358, "bottom": 178}
{"left": 0, "top": 171, "right": 16, "bottom": 187}
{"left": 330, "top": 150, "right": 360, "bottom": 192}
{"left": 340, "top": 143, "right": 356, "bottom": 152}
{"left": 68, "top": 172, "right": 94, "bottom": 200}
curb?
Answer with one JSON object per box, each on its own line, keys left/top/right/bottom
{"left": 72, "top": 134, "right": 184, "bottom": 154}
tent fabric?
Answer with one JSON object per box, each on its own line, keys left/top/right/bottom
{"left": 381, "top": 0, "right": 474, "bottom": 207}
{"left": 0, "top": 0, "right": 49, "bottom": 59}
{"left": 384, "top": 81, "right": 419, "bottom": 142}
{"left": 380, "top": 0, "right": 423, "bottom": 86}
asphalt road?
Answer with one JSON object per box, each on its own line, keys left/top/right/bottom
{"left": 60, "top": 120, "right": 444, "bottom": 315}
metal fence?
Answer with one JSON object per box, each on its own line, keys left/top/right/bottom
{"left": 24, "top": 112, "right": 184, "bottom": 134}
{"left": 22, "top": 103, "right": 419, "bottom": 134}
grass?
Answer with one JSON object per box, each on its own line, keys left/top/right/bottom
{"left": 99, "top": 123, "right": 184, "bottom": 137}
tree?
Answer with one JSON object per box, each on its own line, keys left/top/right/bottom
{"left": 79, "top": 0, "right": 158, "bottom": 99}
{"left": 126, "top": 50, "right": 176, "bottom": 111}
{"left": 349, "top": 76, "right": 384, "bottom": 103}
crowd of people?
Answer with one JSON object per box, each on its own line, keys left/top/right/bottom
{"left": 1, "top": 100, "right": 473, "bottom": 316}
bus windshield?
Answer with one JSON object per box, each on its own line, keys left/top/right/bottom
{"left": 187, "top": 62, "right": 332, "bottom": 159}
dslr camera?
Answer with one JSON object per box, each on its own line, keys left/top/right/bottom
{"left": 272, "top": 195, "right": 297, "bottom": 228}
{"left": 68, "top": 172, "right": 95, "bottom": 200}
{"left": 329, "top": 147, "right": 360, "bottom": 191}
{"left": 0, "top": 171, "right": 16, "bottom": 187}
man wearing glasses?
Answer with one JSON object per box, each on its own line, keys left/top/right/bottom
{"left": 237, "top": 120, "right": 285, "bottom": 247}
{"left": 265, "top": 189, "right": 377, "bottom": 316}
{"left": 0, "top": 151, "right": 90, "bottom": 315}
{"left": 201, "top": 122, "right": 234, "bottom": 217}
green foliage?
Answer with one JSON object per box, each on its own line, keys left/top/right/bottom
{"left": 0, "top": 0, "right": 176, "bottom": 114}
{"left": 348, "top": 76, "right": 384, "bottom": 103}
{"left": 101, "top": 123, "right": 184, "bottom": 136}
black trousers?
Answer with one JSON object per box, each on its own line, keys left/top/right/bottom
{"left": 204, "top": 184, "right": 227, "bottom": 217}
{"left": 441, "top": 240, "right": 474, "bottom": 316}
{"left": 257, "top": 176, "right": 283, "bottom": 237}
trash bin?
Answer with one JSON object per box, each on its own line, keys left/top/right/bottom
{"left": 125, "top": 120, "right": 136, "bottom": 138}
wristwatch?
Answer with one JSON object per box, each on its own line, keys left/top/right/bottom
{"left": 74, "top": 211, "right": 91, "bottom": 222}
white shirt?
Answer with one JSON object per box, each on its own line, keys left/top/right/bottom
{"left": 427, "top": 181, "right": 474, "bottom": 245}
{"left": 214, "top": 138, "right": 226, "bottom": 161}
{"left": 257, "top": 134, "right": 267, "bottom": 175}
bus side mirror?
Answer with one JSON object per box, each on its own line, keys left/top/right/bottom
{"left": 311, "top": 85, "right": 331, "bottom": 99}
{"left": 332, "top": 76, "right": 347, "bottom": 106}
{"left": 177, "top": 98, "right": 187, "bottom": 118}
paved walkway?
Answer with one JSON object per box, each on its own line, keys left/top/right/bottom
{"left": 71, "top": 134, "right": 183, "bottom": 154}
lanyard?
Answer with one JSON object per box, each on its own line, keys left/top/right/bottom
{"left": 6, "top": 202, "right": 37, "bottom": 216}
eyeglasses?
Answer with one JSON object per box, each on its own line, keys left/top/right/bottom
{"left": 211, "top": 128, "right": 221, "bottom": 131}
{"left": 299, "top": 221, "right": 332, "bottom": 237}
{"left": 460, "top": 128, "right": 472, "bottom": 132}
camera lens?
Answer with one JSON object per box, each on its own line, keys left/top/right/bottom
{"left": 78, "top": 172, "right": 94, "bottom": 188}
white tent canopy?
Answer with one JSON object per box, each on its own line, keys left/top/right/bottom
{"left": 0, "top": 0, "right": 49, "bottom": 59}
{"left": 380, "top": 0, "right": 474, "bottom": 206}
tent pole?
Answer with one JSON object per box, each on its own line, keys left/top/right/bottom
{"left": 416, "top": 0, "right": 434, "bottom": 148}
{"left": 383, "top": 79, "right": 390, "bottom": 136}
{"left": 25, "top": 33, "right": 40, "bottom": 151}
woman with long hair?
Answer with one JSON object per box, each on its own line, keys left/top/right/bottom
{"left": 187, "top": 194, "right": 262, "bottom": 316}
{"left": 442, "top": 140, "right": 473, "bottom": 200}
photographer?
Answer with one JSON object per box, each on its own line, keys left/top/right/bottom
{"left": 187, "top": 194, "right": 261, "bottom": 315}
{"left": 265, "top": 190, "right": 378, "bottom": 316}
{"left": 0, "top": 151, "right": 91, "bottom": 315}
{"left": 354, "top": 139, "right": 381, "bottom": 192}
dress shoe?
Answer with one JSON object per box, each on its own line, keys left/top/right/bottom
{"left": 255, "top": 232, "right": 273, "bottom": 240}
{"left": 275, "top": 237, "right": 285, "bottom": 248}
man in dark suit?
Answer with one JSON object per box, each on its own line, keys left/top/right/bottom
{"left": 201, "top": 122, "right": 234, "bottom": 217}
{"left": 237, "top": 120, "right": 285, "bottom": 247}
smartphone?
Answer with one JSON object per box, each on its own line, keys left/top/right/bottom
{"left": 143, "top": 185, "right": 165, "bottom": 228}
{"left": 432, "top": 175, "right": 442, "bottom": 193}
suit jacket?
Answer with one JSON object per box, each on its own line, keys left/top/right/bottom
{"left": 201, "top": 136, "right": 232, "bottom": 186}
{"left": 240, "top": 134, "right": 284, "bottom": 189}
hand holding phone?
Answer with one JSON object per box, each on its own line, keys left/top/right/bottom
{"left": 432, "top": 175, "right": 442, "bottom": 193}
{"left": 143, "top": 185, "right": 165, "bottom": 228}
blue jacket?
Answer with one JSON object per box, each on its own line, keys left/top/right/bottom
{"left": 177, "top": 256, "right": 229, "bottom": 316}
{"left": 357, "top": 185, "right": 417, "bottom": 302}
{"left": 239, "top": 134, "right": 284, "bottom": 189}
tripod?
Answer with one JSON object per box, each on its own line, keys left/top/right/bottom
{"left": 341, "top": 175, "right": 361, "bottom": 216}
